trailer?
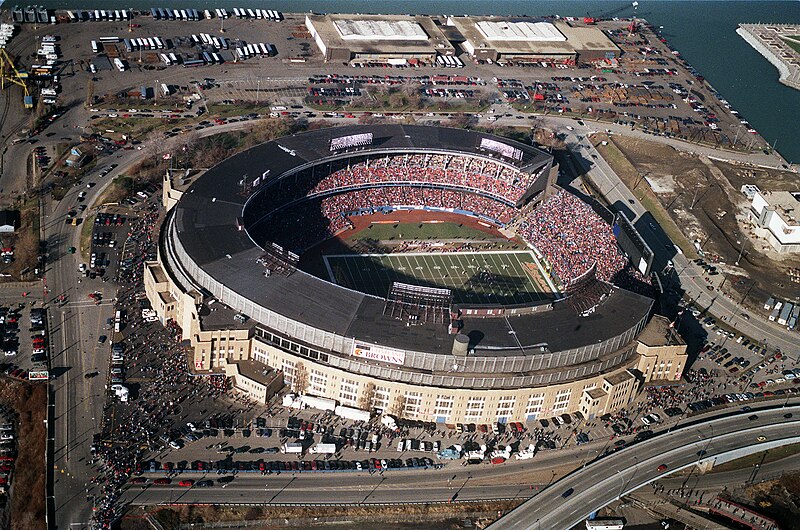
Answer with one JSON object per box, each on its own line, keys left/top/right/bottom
{"left": 310, "top": 443, "right": 337, "bottom": 454}
{"left": 150, "top": 8, "right": 159, "bottom": 19}
{"left": 258, "top": 43, "right": 268, "bottom": 55}
{"left": 281, "top": 442, "right": 303, "bottom": 454}
{"left": 212, "top": 52, "right": 222, "bottom": 64}
{"left": 202, "top": 51, "right": 212, "bottom": 64}
{"left": 268, "top": 44, "right": 278, "bottom": 56}
{"left": 160, "top": 83, "right": 171, "bottom": 97}
{"left": 299, "top": 395, "right": 337, "bottom": 412}
{"left": 121, "top": 9, "right": 129, "bottom": 20}
{"left": 169, "top": 52, "right": 179, "bottom": 64}
{"left": 335, "top": 405, "right": 371, "bottom": 423}
{"left": 124, "top": 38, "right": 132, "bottom": 53}
{"left": 91, "top": 40, "right": 99, "bottom": 53}
{"left": 247, "top": 9, "right": 256, "bottom": 19}
{"left": 165, "top": 8, "right": 175, "bottom": 20}
{"left": 778, "top": 303, "right": 794, "bottom": 326}
{"left": 191, "top": 34, "right": 200, "bottom": 46}
{"left": 114, "top": 58, "right": 126, "bottom": 72}
{"left": 236, "top": 48, "right": 245, "bottom": 60}
{"left": 160, "top": 53, "right": 170, "bottom": 65}
{"left": 146, "top": 38, "right": 156, "bottom": 50}
{"left": 769, "top": 302, "right": 783, "bottom": 322}
{"left": 764, "top": 297, "right": 775, "bottom": 310}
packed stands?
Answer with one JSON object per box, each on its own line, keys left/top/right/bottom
{"left": 254, "top": 186, "right": 517, "bottom": 252}
{"left": 516, "top": 189, "right": 649, "bottom": 289}
{"left": 245, "top": 152, "right": 651, "bottom": 296}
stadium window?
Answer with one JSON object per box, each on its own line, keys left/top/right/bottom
{"left": 319, "top": 353, "right": 329, "bottom": 363}
{"left": 465, "top": 397, "right": 485, "bottom": 421}
{"left": 300, "top": 346, "right": 309, "bottom": 356}
{"left": 525, "top": 394, "right": 544, "bottom": 416}
{"left": 289, "top": 343, "right": 299, "bottom": 353}
{"left": 496, "top": 396, "right": 515, "bottom": 419}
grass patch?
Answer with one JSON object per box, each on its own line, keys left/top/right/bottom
{"left": 80, "top": 213, "right": 95, "bottom": 262}
{"left": 710, "top": 442, "right": 800, "bottom": 473}
{"left": 781, "top": 36, "right": 800, "bottom": 55}
{"left": 593, "top": 135, "right": 699, "bottom": 259}
{"left": 95, "top": 175, "right": 134, "bottom": 207}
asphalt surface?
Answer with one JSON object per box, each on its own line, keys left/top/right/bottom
{"left": 488, "top": 404, "right": 800, "bottom": 530}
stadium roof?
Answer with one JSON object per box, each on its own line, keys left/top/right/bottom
{"left": 170, "top": 125, "right": 651, "bottom": 358}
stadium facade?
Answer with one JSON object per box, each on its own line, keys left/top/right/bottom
{"left": 145, "top": 125, "right": 686, "bottom": 424}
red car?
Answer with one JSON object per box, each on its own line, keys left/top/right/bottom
{"left": 657, "top": 464, "right": 668, "bottom": 472}
{"left": 153, "top": 478, "right": 171, "bottom": 485}
{"left": 129, "top": 477, "right": 147, "bottom": 484}
{"left": 491, "top": 456, "right": 506, "bottom": 465}
{"left": 179, "top": 480, "right": 194, "bottom": 487}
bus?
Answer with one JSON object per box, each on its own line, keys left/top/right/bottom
{"left": 182, "top": 59, "right": 205, "bottom": 68}
{"left": 123, "top": 38, "right": 132, "bottom": 53}
{"left": 98, "top": 36, "right": 120, "bottom": 43}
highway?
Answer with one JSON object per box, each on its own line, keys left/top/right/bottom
{"left": 488, "top": 405, "right": 800, "bottom": 530}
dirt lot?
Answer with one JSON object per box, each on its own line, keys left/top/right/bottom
{"left": 0, "top": 378, "right": 47, "bottom": 530}
{"left": 593, "top": 133, "right": 800, "bottom": 307}
{"left": 0, "top": 197, "right": 41, "bottom": 283}
{"left": 728, "top": 470, "right": 800, "bottom": 530}
{"left": 120, "top": 501, "right": 520, "bottom": 530}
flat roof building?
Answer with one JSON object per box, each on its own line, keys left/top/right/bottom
{"left": 749, "top": 190, "right": 800, "bottom": 253}
{"left": 448, "top": 16, "right": 620, "bottom": 63}
{"left": 305, "top": 14, "right": 455, "bottom": 63}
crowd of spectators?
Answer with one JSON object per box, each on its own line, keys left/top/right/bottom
{"left": 517, "top": 190, "right": 649, "bottom": 290}
{"left": 256, "top": 186, "right": 517, "bottom": 253}
{"left": 307, "top": 154, "right": 533, "bottom": 204}
{"left": 245, "top": 153, "right": 536, "bottom": 219}
{"left": 245, "top": 152, "right": 654, "bottom": 297}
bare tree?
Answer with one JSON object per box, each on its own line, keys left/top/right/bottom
{"left": 389, "top": 393, "right": 407, "bottom": 418}
{"left": 292, "top": 362, "right": 309, "bottom": 394}
{"left": 359, "top": 382, "right": 376, "bottom": 411}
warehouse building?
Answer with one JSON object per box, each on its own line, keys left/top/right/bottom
{"left": 447, "top": 16, "right": 620, "bottom": 63}
{"left": 749, "top": 190, "right": 800, "bottom": 253}
{"left": 305, "top": 14, "right": 455, "bottom": 63}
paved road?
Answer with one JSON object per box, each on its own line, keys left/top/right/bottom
{"left": 488, "top": 405, "right": 800, "bottom": 530}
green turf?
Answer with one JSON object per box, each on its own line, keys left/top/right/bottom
{"left": 324, "top": 251, "right": 554, "bottom": 306}
{"left": 782, "top": 36, "right": 800, "bottom": 55}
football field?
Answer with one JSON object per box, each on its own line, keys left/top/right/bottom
{"left": 324, "top": 251, "right": 555, "bottom": 306}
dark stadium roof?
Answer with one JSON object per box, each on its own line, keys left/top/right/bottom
{"left": 171, "top": 124, "right": 652, "bottom": 356}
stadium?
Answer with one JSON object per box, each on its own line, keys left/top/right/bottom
{"left": 145, "top": 124, "right": 687, "bottom": 425}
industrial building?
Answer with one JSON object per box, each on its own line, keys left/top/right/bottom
{"left": 305, "top": 14, "right": 455, "bottom": 63}
{"left": 447, "top": 16, "right": 620, "bottom": 63}
{"left": 749, "top": 190, "right": 800, "bottom": 253}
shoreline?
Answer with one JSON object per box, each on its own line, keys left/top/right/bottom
{"left": 737, "top": 24, "right": 800, "bottom": 92}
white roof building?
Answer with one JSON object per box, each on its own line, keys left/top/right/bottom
{"left": 749, "top": 190, "right": 800, "bottom": 253}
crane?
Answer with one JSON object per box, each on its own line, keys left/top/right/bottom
{"left": 0, "top": 48, "right": 33, "bottom": 108}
